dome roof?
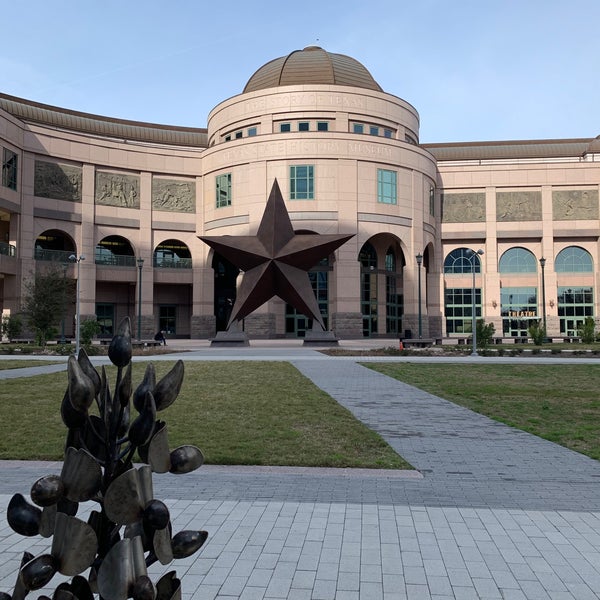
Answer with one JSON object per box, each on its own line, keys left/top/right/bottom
{"left": 243, "top": 46, "right": 383, "bottom": 93}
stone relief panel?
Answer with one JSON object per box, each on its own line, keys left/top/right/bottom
{"left": 552, "top": 189, "right": 599, "bottom": 220}
{"left": 496, "top": 191, "right": 541, "bottom": 222}
{"left": 34, "top": 160, "right": 82, "bottom": 201}
{"left": 441, "top": 193, "right": 485, "bottom": 223}
{"left": 95, "top": 172, "right": 140, "bottom": 208}
{"left": 152, "top": 178, "right": 196, "bottom": 213}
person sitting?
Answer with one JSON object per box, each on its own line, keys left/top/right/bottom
{"left": 154, "top": 330, "right": 167, "bottom": 345}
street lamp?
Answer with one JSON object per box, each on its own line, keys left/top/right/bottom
{"left": 539, "top": 257, "right": 547, "bottom": 334}
{"left": 416, "top": 253, "right": 423, "bottom": 338}
{"left": 466, "top": 248, "right": 484, "bottom": 357}
{"left": 68, "top": 254, "right": 85, "bottom": 357}
{"left": 137, "top": 258, "right": 144, "bottom": 341}
{"left": 60, "top": 262, "right": 68, "bottom": 344}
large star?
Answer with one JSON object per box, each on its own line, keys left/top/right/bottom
{"left": 200, "top": 179, "right": 354, "bottom": 330}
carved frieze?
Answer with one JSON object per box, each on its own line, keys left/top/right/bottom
{"left": 152, "top": 178, "right": 196, "bottom": 213}
{"left": 95, "top": 172, "right": 140, "bottom": 208}
{"left": 34, "top": 160, "right": 82, "bottom": 201}
{"left": 441, "top": 193, "right": 485, "bottom": 223}
{"left": 552, "top": 189, "right": 599, "bottom": 220}
{"left": 496, "top": 191, "right": 541, "bottom": 222}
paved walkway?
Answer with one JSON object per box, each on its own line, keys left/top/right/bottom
{"left": 0, "top": 344, "right": 599, "bottom": 599}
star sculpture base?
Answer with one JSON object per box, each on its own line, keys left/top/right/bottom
{"left": 303, "top": 328, "right": 340, "bottom": 346}
{"left": 210, "top": 329, "right": 250, "bottom": 347}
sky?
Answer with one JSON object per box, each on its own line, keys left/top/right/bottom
{"left": 2, "top": 0, "right": 599, "bottom": 143}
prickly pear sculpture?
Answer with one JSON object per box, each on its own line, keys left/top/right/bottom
{"left": 2, "top": 317, "right": 207, "bottom": 600}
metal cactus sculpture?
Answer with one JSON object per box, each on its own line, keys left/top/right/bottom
{"left": 2, "top": 317, "right": 207, "bottom": 600}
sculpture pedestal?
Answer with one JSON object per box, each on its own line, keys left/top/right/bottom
{"left": 210, "top": 330, "right": 250, "bottom": 347}
{"left": 303, "top": 329, "right": 339, "bottom": 346}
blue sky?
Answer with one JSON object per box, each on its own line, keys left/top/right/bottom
{"left": 2, "top": 0, "right": 598, "bottom": 143}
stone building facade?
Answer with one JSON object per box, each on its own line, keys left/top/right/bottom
{"left": 1, "top": 46, "right": 598, "bottom": 340}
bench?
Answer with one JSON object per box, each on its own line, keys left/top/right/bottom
{"left": 9, "top": 338, "right": 35, "bottom": 344}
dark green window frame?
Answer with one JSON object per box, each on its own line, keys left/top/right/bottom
{"left": 290, "top": 165, "right": 314, "bottom": 200}
{"left": 216, "top": 173, "right": 232, "bottom": 208}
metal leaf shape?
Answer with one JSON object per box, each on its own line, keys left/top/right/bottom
{"left": 7, "top": 494, "right": 41, "bottom": 536}
{"left": 118, "top": 362, "right": 133, "bottom": 408}
{"left": 153, "top": 360, "right": 184, "bottom": 411}
{"left": 61, "top": 391, "right": 87, "bottom": 429}
{"left": 153, "top": 526, "right": 173, "bottom": 565}
{"left": 67, "top": 356, "right": 95, "bottom": 413}
{"left": 30, "top": 475, "right": 64, "bottom": 507}
{"left": 171, "top": 530, "right": 208, "bottom": 559}
{"left": 129, "top": 392, "right": 156, "bottom": 448}
{"left": 155, "top": 571, "right": 181, "bottom": 600}
{"left": 77, "top": 348, "right": 101, "bottom": 395}
{"left": 51, "top": 513, "right": 98, "bottom": 576}
{"left": 97, "top": 537, "right": 147, "bottom": 600}
{"left": 60, "top": 447, "right": 102, "bottom": 503}
{"left": 133, "top": 363, "right": 156, "bottom": 413}
{"left": 108, "top": 317, "right": 133, "bottom": 367}
{"left": 169, "top": 446, "right": 204, "bottom": 475}
{"left": 141, "top": 422, "right": 171, "bottom": 473}
{"left": 20, "top": 554, "right": 57, "bottom": 592}
{"left": 104, "top": 466, "right": 153, "bottom": 525}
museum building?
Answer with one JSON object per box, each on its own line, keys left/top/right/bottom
{"left": 0, "top": 46, "right": 599, "bottom": 340}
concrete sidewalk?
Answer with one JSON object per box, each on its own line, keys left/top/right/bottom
{"left": 0, "top": 348, "right": 599, "bottom": 598}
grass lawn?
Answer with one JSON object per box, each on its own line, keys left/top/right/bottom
{"left": 366, "top": 363, "right": 600, "bottom": 460}
{"left": 0, "top": 360, "right": 63, "bottom": 370}
{"left": 0, "top": 361, "right": 409, "bottom": 469}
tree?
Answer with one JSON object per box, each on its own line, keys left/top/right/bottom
{"left": 1, "top": 314, "right": 23, "bottom": 340}
{"left": 22, "top": 267, "right": 73, "bottom": 346}
{"left": 528, "top": 320, "right": 546, "bottom": 345}
{"left": 578, "top": 316, "right": 596, "bottom": 344}
{"left": 476, "top": 319, "right": 495, "bottom": 348}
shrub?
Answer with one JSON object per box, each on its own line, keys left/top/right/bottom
{"left": 80, "top": 318, "right": 101, "bottom": 347}
{"left": 476, "top": 319, "right": 495, "bottom": 348}
{"left": 578, "top": 316, "right": 596, "bottom": 344}
{"left": 528, "top": 320, "right": 546, "bottom": 345}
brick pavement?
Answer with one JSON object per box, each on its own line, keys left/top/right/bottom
{"left": 0, "top": 350, "right": 599, "bottom": 598}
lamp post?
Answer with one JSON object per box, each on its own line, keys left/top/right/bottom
{"left": 416, "top": 253, "right": 423, "bottom": 338}
{"left": 60, "top": 262, "right": 68, "bottom": 344}
{"left": 68, "top": 254, "right": 85, "bottom": 357}
{"left": 466, "top": 248, "right": 484, "bottom": 357}
{"left": 137, "top": 258, "right": 144, "bottom": 341}
{"left": 539, "top": 257, "right": 547, "bottom": 335}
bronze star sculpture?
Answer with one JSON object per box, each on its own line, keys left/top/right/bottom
{"left": 200, "top": 179, "right": 353, "bottom": 331}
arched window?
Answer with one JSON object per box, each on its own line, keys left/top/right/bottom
{"left": 498, "top": 248, "right": 537, "bottom": 273}
{"left": 95, "top": 236, "right": 136, "bottom": 267}
{"left": 555, "top": 246, "right": 593, "bottom": 272}
{"left": 444, "top": 248, "right": 481, "bottom": 273}
{"left": 153, "top": 239, "right": 192, "bottom": 269}
{"left": 34, "top": 230, "right": 75, "bottom": 262}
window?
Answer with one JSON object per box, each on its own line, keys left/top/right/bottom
{"left": 444, "top": 248, "right": 482, "bottom": 274}
{"left": 353, "top": 123, "right": 364, "bottom": 134}
{"left": 280, "top": 123, "right": 291, "bottom": 133}
{"left": 159, "top": 305, "right": 176, "bottom": 335}
{"left": 429, "top": 185, "right": 435, "bottom": 216}
{"left": 445, "top": 288, "right": 482, "bottom": 335}
{"left": 298, "top": 122, "right": 310, "bottom": 132}
{"left": 370, "top": 126, "right": 379, "bottom": 136}
{"left": 247, "top": 127, "right": 257, "bottom": 137}
{"left": 501, "top": 287, "right": 537, "bottom": 337}
{"left": 377, "top": 169, "right": 397, "bottom": 205}
{"left": 405, "top": 134, "right": 417, "bottom": 145}
{"left": 317, "top": 122, "right": 329, "bottom": 132}
{"left": 290, "top": 165, "right": 314, "bottom": 200}
{"left": 555, "top": 246, "right": 593, "bottom": 272}
{"left": 385, "top": 248, "right": 402, "bottom": 334}
{"left": 216, "top": 173, "right": 232, "bottom": 208}
{"left": 499, "top": 247, "right": 537, "bottom": 273}
{"left": 96, "top": 303, "right": 115, "bottom": 337}
{"left": 558, "top": 287, "right": 594, "bottom": 336}
{"left": 235, "top": 131, "right": 243, "bottom": 139}
{"left": 2, "top": 148, "right": 17, "bottom": 190}
{"left": 224, "top": 135, "right": 231, "bottom": 142}
{"left": 384, "top": 129, "right": 393, "bottom": 139}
